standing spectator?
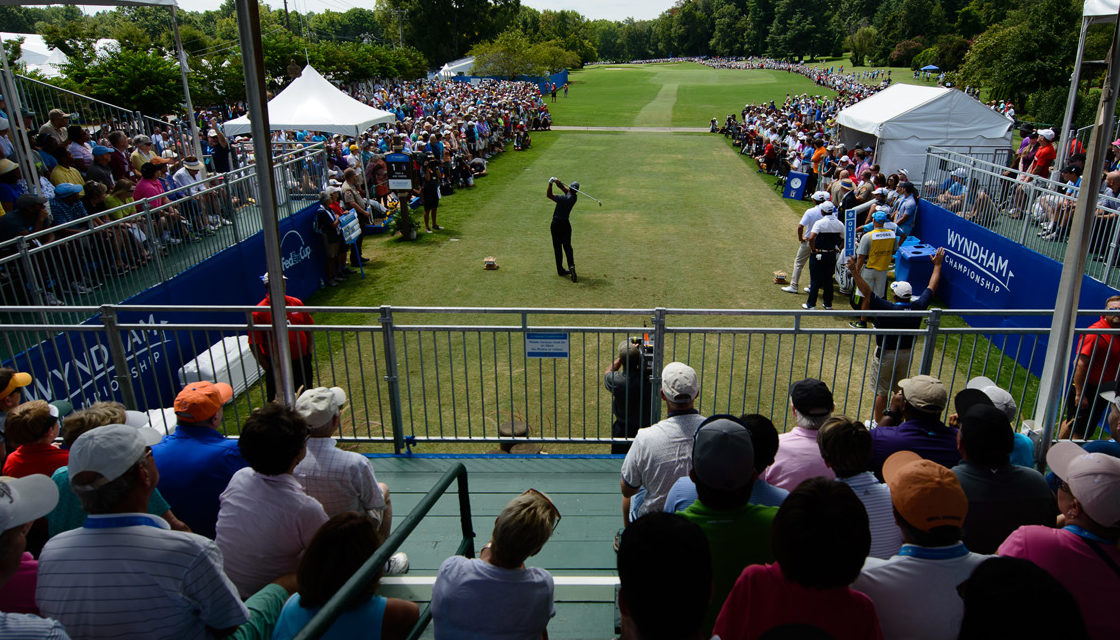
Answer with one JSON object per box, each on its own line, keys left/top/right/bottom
{"left": 951, "top": 405, "right": 1057, "bottom": 553}
{"left": 853, "top": 451, "right": 988, "bottom": 640}
{"left": 431, "top": 489, "right": 560, "bottom": 640}
{"left": 207, "top": 128, "right": 231, "bottom": 173}
{"left": 616, "top": 513, "right": 710, "bottom": 640}
{"left": 870, "top": 375, "right": 961, "bottom": 475}
{"left": 604, "top": 339, "right": 653, "bottom": 455}
{"left": 893, "top": 181, "right": 919, "bottom": 244}
{"left": 678, "top": 415, "right": 777, "bottom": 635}
{"left": 620, "top": 362, "right": 704, "bottom": 524}
{"left": 271, "top": 513, "right": 418, "bottom": 640}
{"left": 1061, "top": 295, "right": 1120, "bottom": 439}
{"left": 999, "top": 442, "right": 1120, "bottom": 640}
{"left": 216, "top": 403, "right": 329, "bottom": 599}
{"left": 781, "top": 193, "right": 831, "bottom": 295}
{"left": 763, "top": 378, "right": 836, "bottom": 490}
{"left": 712, "top": 478, "right": 881, "bottom": 640}
{"left": 0, "top": 474, "right": 67, "bottom": 638}
{"left": 803, "top": 201, "right": 844, "bottom": 310}
{"left": 848, "top": 248, "right": 945, "bottom": 424}
{"left": 248, "top": 272, "right": 316, "bottom": 402}
{"left": 150, "top": 381, "right": 247, "bottom": 538}
{"left": 817, "top": 416, "right": 903, "bottom": 559}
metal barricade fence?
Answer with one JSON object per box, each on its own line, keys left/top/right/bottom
{"left": 15, "top": 74, "right": 145, "bottom": 139}
{"left": 922, "top": 146, "right": 1120, "bottom": 286}
{"left": 3, "top": 305, "right": 1109, "bottom": 457}
{"left": 0, "top": 144, "right": 327, "bottom": 319}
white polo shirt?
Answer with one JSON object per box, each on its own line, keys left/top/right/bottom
{"left": 215, "top": 468, "right": 329, "bottom": 598}
{"left": 838, "top": 471, "right": 903, "bottom": 559}
{"left": 854, "top": 543, "right": 989, "bottom": 640}
{"left": 294, "top": 437, "right": 386, "bottom": 518}
{"left": 36, "top": 513, "right": 248, "bottom": 640}
{"left": 620, "top": 412, "right": 706, "bottom": 517}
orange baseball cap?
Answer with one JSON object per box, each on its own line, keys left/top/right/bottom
{"left": 174, "top": 381, "right": 233, "bottom": 422}
{"left": 883, "top": 450, "right": 968, "bottom": 532}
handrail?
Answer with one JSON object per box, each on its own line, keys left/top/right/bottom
{"left": 291, "top": 462, "right": 475, "bottom": 640}
{"left": 16, "top": 73, "right": 138, "bottom": 115}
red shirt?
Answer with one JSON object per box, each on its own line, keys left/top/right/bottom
{"left": 713, "top": 563, "right": 883, "bottom": 640}
{"left": 1077, "top": 317, "right": 1120, "bottom": 385}
{"left": 1032, "top": 142, "right": 1056, "bottom": 176}
{"left": 248, "top": 294, "right": 314, "bottom": 357}
{"left": 2, "top": 442, "right": 69, "bottom": 478}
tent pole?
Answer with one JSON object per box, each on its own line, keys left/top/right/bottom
{"left": 0, "top": 36, "right": 41, "bottom": 195}
{"left": 236, "top": 0, "right": 295, "bottom": 406}
{"left": 170, "top": 6, "right": 208, "bottom": 177}
{"left": 1058, "top": 16, "right": 1091, "bottom": 170}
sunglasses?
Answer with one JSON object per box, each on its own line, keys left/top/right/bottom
{"left": 522, "top": 488, "right": 561, "bottom": 530}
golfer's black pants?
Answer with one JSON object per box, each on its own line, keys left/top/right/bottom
{"left": 807, "top": 252, "right": 837, "bottom": 308}
{"left": 551, "top": 219, "right": 574, "bottom": 273}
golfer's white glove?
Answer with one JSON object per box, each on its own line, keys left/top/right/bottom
{"left": 549, "top": 176, "right": 558, "bottom": 183}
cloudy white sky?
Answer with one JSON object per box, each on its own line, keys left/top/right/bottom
{"left": 157, "top": 0, "right": 675, "bottom": 22}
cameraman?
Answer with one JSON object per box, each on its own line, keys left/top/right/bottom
{"left": 604, "top": 340, "right": 654, "bottom": 454}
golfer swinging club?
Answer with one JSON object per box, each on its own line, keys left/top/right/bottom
{"left": 547, "top": 176, "right": 579, "bottom": 282}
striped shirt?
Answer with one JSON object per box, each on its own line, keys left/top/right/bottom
{"left": 294, "top": 438, "right": 386, "bottom": 518}
{"left": 0, "top": 612, "right": 70, "bottom": 639}
{"left": 839, "top": 471, "right": 904, "bottom": 559}
{"left": 36, "top": 513, "right": 248, "bottom": 640}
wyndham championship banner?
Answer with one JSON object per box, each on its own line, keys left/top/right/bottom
{"left": 6, "top": 201, "right": 328, "bottom": 412}
{"left": 915, "top": 199, "right": 1119, "bottom": 376}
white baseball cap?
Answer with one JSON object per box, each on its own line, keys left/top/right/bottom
{"left": 295, "top": 386, "right": 347, "bottom": 429}
{"left": 661, "top": 362, "right": 699, "bottom": 403}
{"left": 890, "top": 281, "right": 914, "bottom": 298}
{"left": 69, "top": 424, "right": 162, "bottom": 493}
{"left": 0, "top": 475, "right": 58, "bottom": 532}
{"left": 819, "top": 201, "right": 836, "bottom": 213}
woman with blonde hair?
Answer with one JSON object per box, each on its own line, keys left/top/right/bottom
{"left": 431, "top": 489, "right": 560, "bottom": 639}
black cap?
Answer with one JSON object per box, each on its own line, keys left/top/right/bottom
{"left": 953, "top": 387, "right": 993, "bottom": 417}
{"left": 1061, "top": 165, "right": 1081, "bottom": 175}
{"left": 15, "top": 194, "right": 47, "bottom": 210}
{"left": 790, "top": 378, "right": 833, "bottom": 417}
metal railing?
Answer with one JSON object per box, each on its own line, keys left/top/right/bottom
{"left": 921, "top": 146, "right": 1120, "bottom": 286}
{"left": 4, "top": 304, "right": 1112, "bottom": 453}
{"left": 291, "top": 462, "right": 474, "bottom": 640}
{"left": 0, "top": 143, "right": 327, "bottom": 320}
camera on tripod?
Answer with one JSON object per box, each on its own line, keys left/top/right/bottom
{"left": 630, "top": 335, "right": 654, "bottom": 374}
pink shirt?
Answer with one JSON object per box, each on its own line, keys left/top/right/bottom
{"left": 713, "top": 563, "right": 883, "bottom": 640}
{"left": 0, "top": 552, "right": 38, "bottom": 614}
{"left": 762, "top": 427, "right": 836, "bottom": 491}
{"left": 132, "top": 177, "right": 167, "bottom": 207}
{"left": 999, "top": 526, "right": 1120, "bottom": 640}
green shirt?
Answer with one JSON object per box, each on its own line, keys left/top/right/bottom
{"left": 680, "top": 499, "right": 778, "bottom": 635}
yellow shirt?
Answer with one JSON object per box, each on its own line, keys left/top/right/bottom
{"left": 49, "top": 165, "right": 85, "bottom": 196}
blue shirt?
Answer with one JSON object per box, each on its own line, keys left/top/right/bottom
{"left": 151, "top": 424, "right": 247, "bottom": 539}
{"left": 663, "top": 475, "right": 788, "bottom": 513}
{"left": 273, "top": 593, "right": 385, "bottom": 640}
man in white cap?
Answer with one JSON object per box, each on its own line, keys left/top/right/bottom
{"left": 999, "top": 442, "right": 1120, "bottom": 639}
{"left": 1029, "top": 128, "right": 1057, "bottom": 180}
{"left": 781, "top": 192, "right": 832, "bottom": 295}
{"left": 0, "top": 475, "right": 67, "bottom": 638}
{"left": 36, "top": 424, "right": 257, "bottom": 638}
{"left": 621, "top": 362, "right": 705, "bottom": 524}
{"left": 936, "top": 168, "right": 969, "bottom": 212}
{"left": 38, "top": 109, "right": 69, "bottom": 145}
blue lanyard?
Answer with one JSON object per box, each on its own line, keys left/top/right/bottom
{"left": 84, "top": 515, "right": 163, "bottom": 530}
{"left": 897, "top": 543, "right": 970, "bottom": 560}
{"left": 1065, "top": 525, "right": 1118, "bottom": 545}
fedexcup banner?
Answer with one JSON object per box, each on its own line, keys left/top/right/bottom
{"left": 916, "top": 200, "right": 1119, "bottom": 375}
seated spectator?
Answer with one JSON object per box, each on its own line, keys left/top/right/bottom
{"left": 272, "top": 512, "right": 419, "bottom": 640}
{"left": 47, "top": 402, "right": 188, "bottom": 538}
{"left": 0, "top": 158, "right": 23, "bottom": 214}
{"left": 617, "top": 512, "right": 711, "bottom": 640}
{"left": 150, "top": 381, "right": 246, "bottom": 538}
{"left": 66, "top": 125, "right": 92, "bottom": 172}
{"left": 817, "top": 416, "right": 902, "bottom": 559}
{"left": 762, "top": 378, "right": 835, "bottom": 490}
{"left": 957, "top": 557, "right": 1088, "bottom": 640}
{"left": 293, "top": 387, "right": 406, "bottom": 573}
{"left": 677, "top": 415, "right": 777, "bottom": 635}
{"left": 712, "top": 477, "right": 881, "bottom": 640}
{"left": 935, "top": 168, "right": 969, "bottom": 212}
{"left": 431, "top": 489, "right": 560, "bottom": 639}
{"left": 216, "top": 403, "right": 328, "bottom": 598}
{"left": 854, "top": 451, "right": 988, "bottom": 640}
{"left": 870, "top": 375, "right": 960, "bottom": 476}
{"left": 620, "top": 362, "right": 704, "bottom": 524}
{"left": 86, "top": 145, "right": 114, "bottom": 190}
{"left": 129, "top": 135, "right": 155, "bottom": 174}
{"left": 2, "top": 401, "right": 67, "bottom": 478}
{"left": 0, "top": 369, "right": 32, "bottom": 454}
{"left": 0, "top": 474, "right": 68, "bottom": 638}
{"left": 48, "top": 150, "right": 83, "bottom": 196}
{"left": 999, "top": 442, "right": 1120, "bottom": 639}
{"left": 664, "top": 413, "right": 788, "bottom": 511}
{"left": 36, "top": 425, "right": 257, "bottom": 638}
{"left": 962, "top": 376, "right": 1035, "bottom": 467}
{"left": 951, "top": 405, "right": 1056, "bottom": 554}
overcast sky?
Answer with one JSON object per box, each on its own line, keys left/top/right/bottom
{"left": 144, "top": 1, "right": 676, "bottom": 22}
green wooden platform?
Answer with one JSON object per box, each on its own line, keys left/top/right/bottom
{"left": 371, "top": 455, "right": 623, "bottom": 640}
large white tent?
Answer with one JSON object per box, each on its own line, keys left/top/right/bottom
{"left": 223, "top": 65, "right": 395, "bottom": 137}
{"left": 437, "top": 56, "right": 475, "bottom": 79}
{"left": 835, "top": 84, "right": 1013, "bottom": 182}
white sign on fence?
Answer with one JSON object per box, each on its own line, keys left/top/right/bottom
{"left": 525, "top": 332, "right": 569, "bottom": 358}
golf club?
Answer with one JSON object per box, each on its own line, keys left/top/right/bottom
{"left": 571, "top": 186, "right": 602, "bottom": 206}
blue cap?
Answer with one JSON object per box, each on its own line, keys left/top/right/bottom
{"left": 873, "top": 211, "right": 889, "bottom": 223}
{"left": 54, "top": 183, "right": 82, "bottom": 197}
{"left": 92, "top": 145, "right": 113, "bottom": 156}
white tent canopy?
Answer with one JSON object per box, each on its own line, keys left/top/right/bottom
{"left": 1084, "top": 0, "right": 1119, "bottom": 17}
{"left": 437, "top": 57, "right": 475, "bottom": 79}
{"left": 835, "top": 84, "right": 1013, "bottom": 182}
{"left": 223, "top": 65, "right": 396, "bottom": 137}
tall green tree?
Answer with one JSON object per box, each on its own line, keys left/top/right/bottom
{"left": 710, "top": 2, "right": 748, "bottom": 56}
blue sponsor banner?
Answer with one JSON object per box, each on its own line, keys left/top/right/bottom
{"left": 782, "top": 171, "right": 809, "bottom": 201}
{"left": 915, "top": 200, "right": 1119, "bottom": 376}
{"left": 7, "top": 201, "right": 328, "bottom": 411}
